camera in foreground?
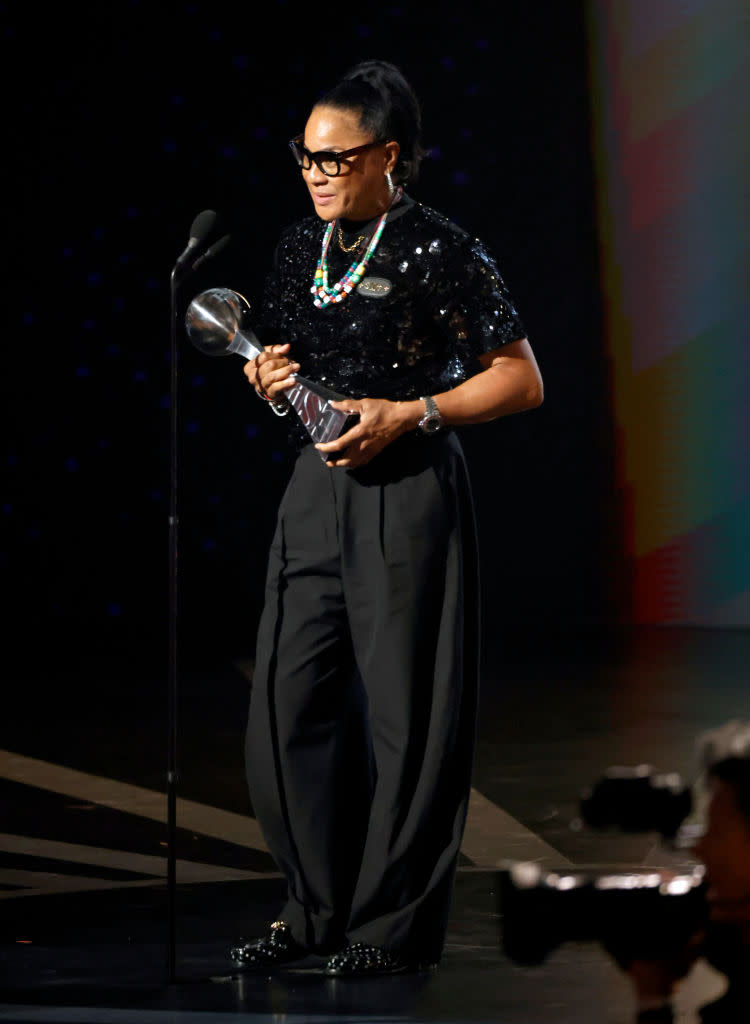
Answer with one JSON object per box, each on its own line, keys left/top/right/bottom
{"left": 498, "top": 764, "right": 708, "bottom": 966}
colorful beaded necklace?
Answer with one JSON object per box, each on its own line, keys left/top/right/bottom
{"left": 312, "top": 187, "right": 403, "bottom": 309}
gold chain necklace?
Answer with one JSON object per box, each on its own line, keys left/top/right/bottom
{"left": 338, "top": 226, "right": 365, "bottom": 253}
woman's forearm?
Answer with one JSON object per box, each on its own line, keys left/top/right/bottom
{"left": 397, "top": 337, "right": 543, "bottom": 431}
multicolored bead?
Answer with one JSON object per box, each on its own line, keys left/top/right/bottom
{"left": 312, "top": 189, "right": 403, "bottom": 309}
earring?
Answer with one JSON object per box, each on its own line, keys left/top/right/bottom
{"left": 385, "top": 171, "right": 394, "bottom": 194}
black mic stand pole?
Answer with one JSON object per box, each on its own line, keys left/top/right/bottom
{"left": 167, "top": 259, "right": 181, "bottom": 984}
{"left": 165, "top": 210, "right": 219, "bottom": 985}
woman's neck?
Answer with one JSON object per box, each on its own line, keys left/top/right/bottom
{"left": 341, "top": 187, "right": 401, "bottom": 229}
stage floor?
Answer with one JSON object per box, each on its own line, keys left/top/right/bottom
{"left": 2, "top": 626, "right": 749, "bottom": 1023}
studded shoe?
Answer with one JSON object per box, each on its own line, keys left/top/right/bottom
{"left": 229, "top": 920, "right": 307, "bottom": 968}
{"left": 325, "top": 941, "right": 436, "bottom": 977}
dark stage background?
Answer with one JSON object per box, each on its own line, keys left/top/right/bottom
{"left": 4, "top": 5, "right": 620, "bottom": 678}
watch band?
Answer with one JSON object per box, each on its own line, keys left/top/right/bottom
{"left": 418, "top": 395, "right": 443, "bottom": 434}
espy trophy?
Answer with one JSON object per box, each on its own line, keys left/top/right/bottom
{"left": 184, "top": 287, "right": 358, "bottom": 451}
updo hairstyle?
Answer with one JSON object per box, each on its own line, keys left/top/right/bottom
{"left": 315, "top": 60, "right": 427, "bottom": 185}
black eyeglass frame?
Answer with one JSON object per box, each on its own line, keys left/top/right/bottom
{"left": 289, "top": 135, "right": 388, "bottom": 177}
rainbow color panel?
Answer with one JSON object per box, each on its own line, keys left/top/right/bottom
{"left": 587, "top": 0, "right": 750, "bottom": 624}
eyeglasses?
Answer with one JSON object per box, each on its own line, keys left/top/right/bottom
{"left": 289, "top": 135, "right": 387, "bottom": 177}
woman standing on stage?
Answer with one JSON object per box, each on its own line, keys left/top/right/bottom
{"left": 231, "top": 59, "right": 543, "bottom": 976}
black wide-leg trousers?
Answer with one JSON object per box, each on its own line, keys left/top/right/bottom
{"left": 245, "top": 430, "right": 480, "bottom": 961}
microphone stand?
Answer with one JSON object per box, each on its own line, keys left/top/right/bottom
{"left": 167, "top": 259, "right": 181, "bottom": 984}
{"left": 165, "top": 221, "right": 225, "bottom": 985}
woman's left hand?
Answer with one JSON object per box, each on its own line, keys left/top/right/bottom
{"left": 315, "top": 398, "right": 418, "bottom": 469}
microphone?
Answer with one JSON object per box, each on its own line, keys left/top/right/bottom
{"left": 174, "top": 209, "right": 217, "bottom": 270}
{"left": 191, "top": 233, "right": 231, "bottom": 273}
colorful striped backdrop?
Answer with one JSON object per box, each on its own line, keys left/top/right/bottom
{"left": 587, "top": 0, "right": 750, "bottom": 624}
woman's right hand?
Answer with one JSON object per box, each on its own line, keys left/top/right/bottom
{"left": 243, "top": 343, "right": 300, "bottom": 402}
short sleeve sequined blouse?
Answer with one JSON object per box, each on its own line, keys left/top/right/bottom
{"left": 257, "top": 196, "right": 527, "bottom": 448}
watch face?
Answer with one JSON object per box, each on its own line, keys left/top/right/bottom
{"left": 420, "top": 415, "right": 441, "bottom": 434}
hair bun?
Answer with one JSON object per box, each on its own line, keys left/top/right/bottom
{"left": 317, "top": 60, "right": 427, "bottom": 185}
{"left": 344, "top": 60, "right": 398, "bottom": 88}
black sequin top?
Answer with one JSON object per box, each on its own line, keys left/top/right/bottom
{"left": 257, "top": 195, "right": 527, "bottom": 449}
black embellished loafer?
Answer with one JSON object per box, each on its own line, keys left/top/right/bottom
{"left": 229, "top": 920, "right": 307, "bottom": 969}
{"left": 325, "top": 941, "right": 436, "bottom": 977}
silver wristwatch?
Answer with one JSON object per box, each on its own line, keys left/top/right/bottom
{"left": 418, "top": 395, "right": 443, "bottom": 434}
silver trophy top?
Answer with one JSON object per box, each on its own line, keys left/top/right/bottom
{"left": 185, "top": 287, "right": 262, "bottom": 360}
